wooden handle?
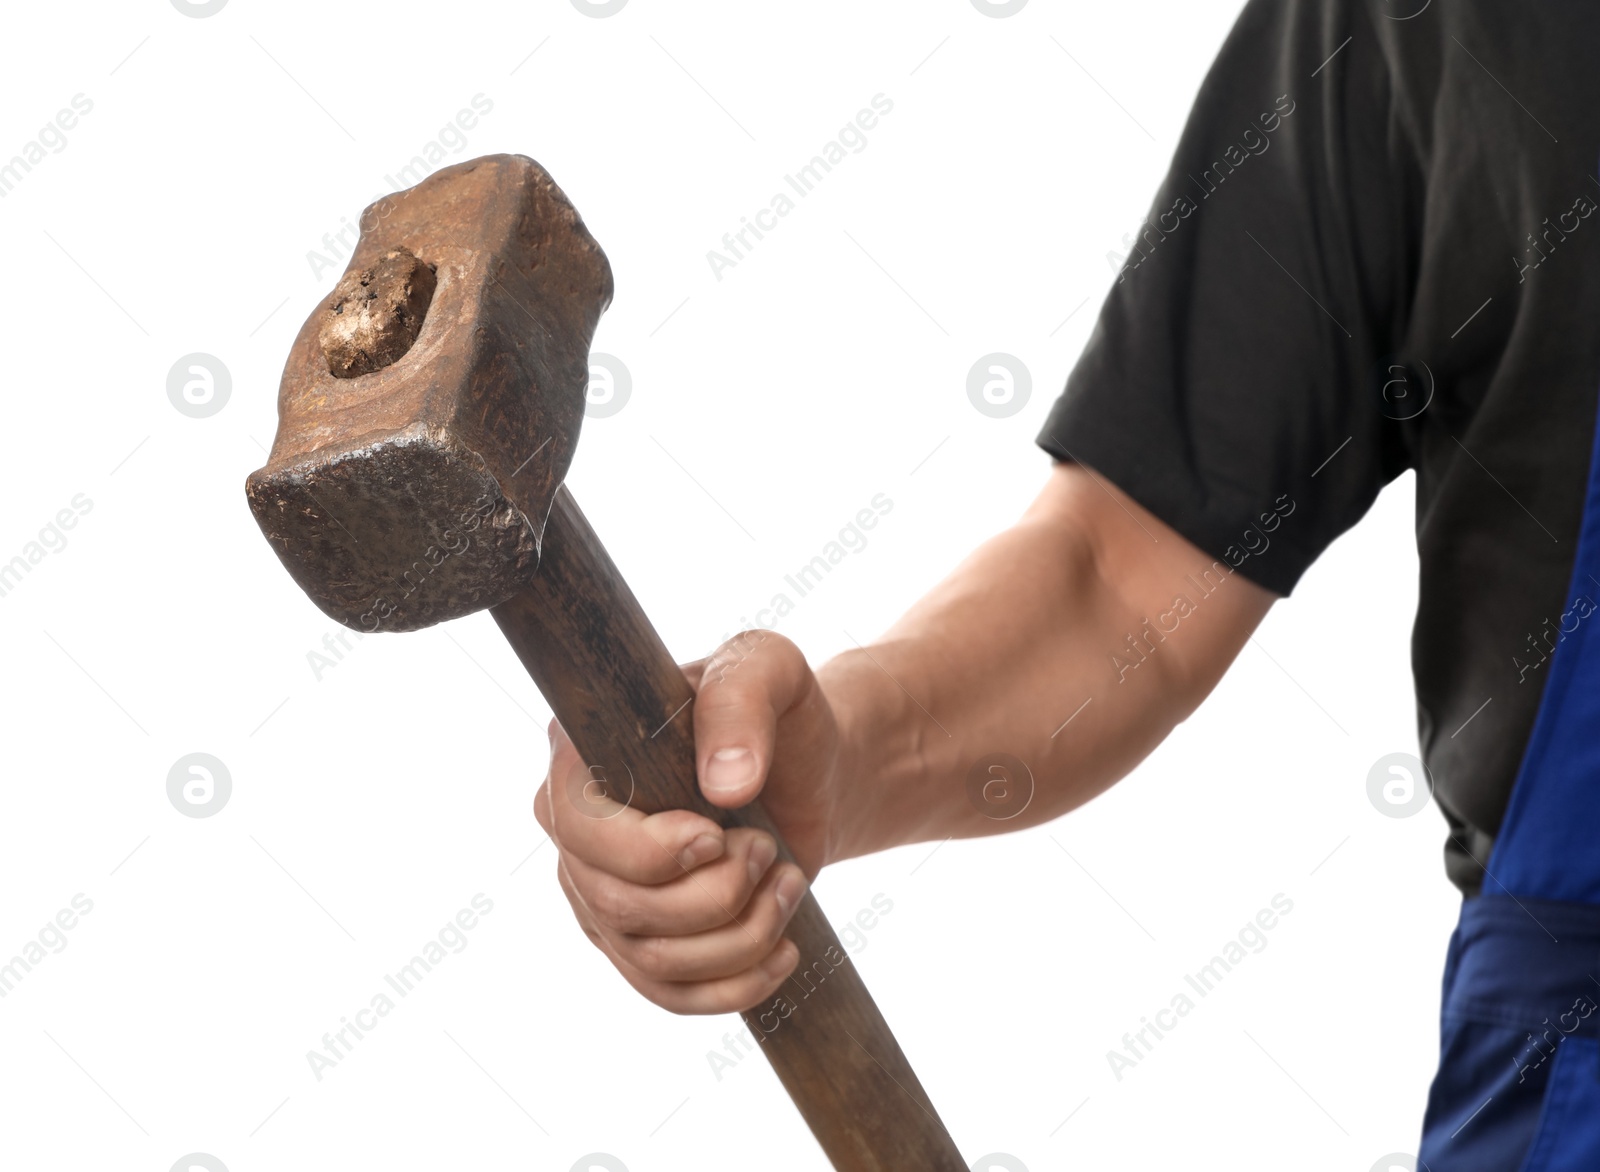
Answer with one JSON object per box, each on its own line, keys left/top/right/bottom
{"left": 492, "top": 487, "right": 966, "bottom": 1170}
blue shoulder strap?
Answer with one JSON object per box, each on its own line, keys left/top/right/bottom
{"left": 1491, "top": 391, "right": 1600, "bottom": 903}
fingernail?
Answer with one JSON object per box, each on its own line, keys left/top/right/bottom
{"left": 747, "top": 837, "right": 777, "bottom": 886}
{"left": 775, "top": 869, "right": 807, "bottom": 917}
{"left": 703, "top": 747, "right": 756, "bottom": 795}
{"left": 679, "top": 832, "right": 720, "bottom": 869}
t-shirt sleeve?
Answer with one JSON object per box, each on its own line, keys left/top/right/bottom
{"left": 1037, "top": 0, "right": 1418, "bottom": 597}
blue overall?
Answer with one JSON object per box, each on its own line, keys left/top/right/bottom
{"left": 1415, "top": 407, "right": 1600, "bottom": 1170}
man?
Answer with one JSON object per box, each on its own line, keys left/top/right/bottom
{"left": 536, "top": 1, "right": 1600, "bottom": 1165}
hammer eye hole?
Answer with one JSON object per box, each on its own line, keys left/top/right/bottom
{"left": 318, "top": 246, "right": 437, "bottom": 379}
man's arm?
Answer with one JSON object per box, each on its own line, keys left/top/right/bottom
{"left": 822, "top": 461, "right": 1276, "bottom": 860}
{"left": 534, "top": 462, "right": 1275, "bottom": 1013}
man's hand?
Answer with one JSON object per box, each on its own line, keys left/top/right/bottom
{"left": 535, "top": 464, "right": 1276, "bottom": 1015}
{"left": 534, "top": 631, "right": 839, "bottom": 1015}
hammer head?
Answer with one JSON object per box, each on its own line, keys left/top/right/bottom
{"left": 246, "top": 154, "right": 612, "bottom": 633}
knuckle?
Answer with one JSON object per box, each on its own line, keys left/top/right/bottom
{"left": 703, "top": 990, "right": 746, "bottom": 1016}
{"left": 632, "top": 933, "right": 671, "bottom": 978}
{"left": 591, "top": 882, "right": 643, "bottom": 932}
{"left": 717, "top": 870, "right": 752, "bottom": 915}
{"left": 721, "top": 931, "right": 770, "bottom": 974}
{"left": 756, "top": 911, "right": 787, "bottom": 952}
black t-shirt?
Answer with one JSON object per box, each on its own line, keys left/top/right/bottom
{"left": 1037, "top": 0, "right": 1600, "bottom": 894}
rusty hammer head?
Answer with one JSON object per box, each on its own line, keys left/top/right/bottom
{"left": 246, "top": 154, "right": 613, "bottom": 633}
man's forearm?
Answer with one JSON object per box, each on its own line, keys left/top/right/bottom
{"left": 816, "top": 465, "right": 1275, "bottom": 864}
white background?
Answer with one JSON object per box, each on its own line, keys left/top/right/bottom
{"left": 0, "top": 2, "right": 1455, "bottom": 1170}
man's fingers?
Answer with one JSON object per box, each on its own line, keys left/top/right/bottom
{"left": 560, "top": 828, "right": 779, "bottom": 936}
{"left": 555, "top": 857, "right": 802, "bottom": 1014}
{"left": 693, "top": 631, "right": 812, "bottom": 809}
{"left": 612, "top": 936, "right": 802, "bottom": 1016}
{"left": 556, "top": 848, "right": 807, "bottom": 985}
{"left": 532, "top": 780, "right": 554, "bottom": 836}
{"left": 541, "top": 654, "right": 824, "bottom": 1014}
{"left": 544, "top": 724, "right": 725, "bottom": 884}
{"left": 553, "top": 788, "right": 723, "bottom": 885}
{"left": 606, "top": 862, "right": 808, "bottom": 983}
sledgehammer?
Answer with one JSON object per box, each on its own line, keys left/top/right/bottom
{"left": 244, "top": 154, "right": 965, "bottom": 1170}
